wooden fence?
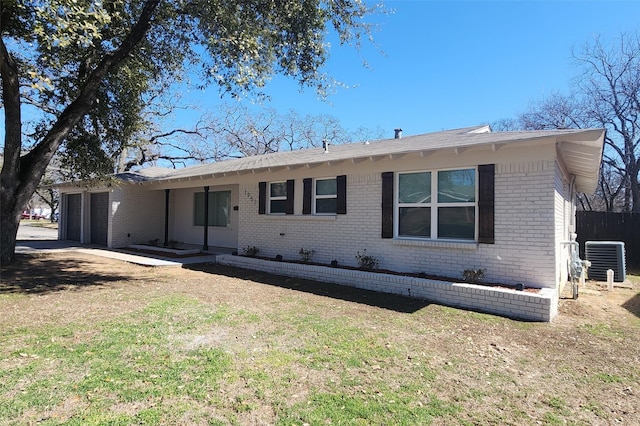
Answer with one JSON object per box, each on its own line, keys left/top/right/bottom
{"left": 576, "top": 212, "right": 640, "bottom": 270}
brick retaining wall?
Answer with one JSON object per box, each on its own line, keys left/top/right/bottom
{"left": 216, "top": 255, "right": 558, "bottom": 322}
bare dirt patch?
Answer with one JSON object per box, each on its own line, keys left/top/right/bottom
{"left": 1, "top": 252, "right": 639, "bottom": 424}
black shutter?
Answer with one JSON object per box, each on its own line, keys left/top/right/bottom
{"left": 336, "top": 175, "right": 347, "bottom": 214}
{"left": 381, "top": 172, "right": 394, "bottom": 238}
{"left": 478, "top": 164, "right": 495, "bottom": 244}
{"left": 258, "top": 182, "right": 266, "bottom": 215}
{"left": 303, "top": 178, "right": 312, "bottom": 215}
{"left": 285, "top": 179, "right": 295, "bottom": 215}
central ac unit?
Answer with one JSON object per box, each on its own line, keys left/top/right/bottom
{"left": 585, "top": 241, "right": 626, "bottom": 282}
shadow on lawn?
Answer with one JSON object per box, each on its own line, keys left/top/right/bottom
{"left": 184, "top": 263, "right": 431, "bottom": 314}
{"left": 0, "top": 253, "right": 132, "bottom": 295}
{"left": 621, "top": 292, "right": 640, "bottom": 319}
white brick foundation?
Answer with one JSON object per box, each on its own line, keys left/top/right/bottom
{"left": 217, "top": 254, "right": 558, "bottom": 322}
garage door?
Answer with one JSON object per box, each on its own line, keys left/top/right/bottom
{"left": 90, "top": 192, "right": 109, "bottom": 245}
{"left": 66, "top": 194, "right": 81, "bottom": 241}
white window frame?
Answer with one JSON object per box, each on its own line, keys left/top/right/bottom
{"left": 397, "top": 171, "right": 432, "bottom": 238}
{"left": 395, "top": 167, "right": 478, "bottom": 241}
{"left": 313, "top": 177, "right": 338, "bottom": 215}
{"left": 268, "top": 181, "right": 287, "bottom": 215}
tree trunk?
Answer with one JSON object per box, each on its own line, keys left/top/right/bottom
{"left": 1, "top": 22, "right": 26, "bottom": 265}
{"left": 0, "top": 208, "right": 21, "bottom": 267}
{"left": 0, "top": 1, "right": 159, "bottom": 264}
{"left": 631, "top": 162, "right": 640, "bottom": 213}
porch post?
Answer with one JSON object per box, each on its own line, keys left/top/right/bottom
{"left": 203, "top": 186, "right": 210, "bottom": 251}
{"left": 164, "top": 189, "right": 170, "bottom": 247}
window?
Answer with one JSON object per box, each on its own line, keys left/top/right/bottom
{"left": 303, "top": 175, "right": 347, "bottom": 215}
{"left": 437, "top": 169, "right": 475, "bottom": 239}
{"left": 258, "top": 180, "right": 294, "bottom": 215}
{"left": 396, "top": 168, "right": 476, "bottom": 240}
{"left": 194, "top": 191, "right": 231, "bottom": 227}
{"left": 269, "top": 182, "right": 287, "bottom": 214}
{"left": 398, "top": 172, "right": 431, "bottom": 237}
{"left": 314, "top": 178, "right": 337, "bottom": 214}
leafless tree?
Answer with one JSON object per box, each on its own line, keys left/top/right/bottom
{"left": 133, "top": 103, "right": 385, "bottom": 167}
{"left": 494, "top": 33, "right": 640, "bottom": 212}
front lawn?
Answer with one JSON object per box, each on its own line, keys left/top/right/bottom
{"left": 1, "top": 252, "right": 639, "bottom": 425}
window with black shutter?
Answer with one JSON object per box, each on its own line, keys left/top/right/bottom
{"left": 302, "top": 176, "right": 346, "bottom": 215}
{"left": 258, "top": 182, "right": 266, "bottom": 214}
{"left": 383, "top": 165, "right": 494, "bottom": 242}
{"left": 477, "top": 164, "right": 495, "bottom": 244}
{"left": 259, "top": 181, "right": 294, "bottom": 214}
{"left": 381, "top": 172, "right": 394, "bottom": 238}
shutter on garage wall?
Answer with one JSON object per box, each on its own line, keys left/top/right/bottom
{"left": 336, "top": 175, "right": 347, "bottom": 214}
{"left": 258, "top": 182, "right": 266, "bottom": 214}
{"left": 381, "top": 172, "right": 394, "bottom": 238}
{"left": 302, "top": 178, "right": 312, "bottom": 215}
{"left": 285, "top": 179, "right": 295, "bottom": 215}
{"left": 478, "top": 164, "right": 495, "bottom": 244}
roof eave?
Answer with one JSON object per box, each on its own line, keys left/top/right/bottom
{"left": 556, "top": 129, "right": 605, "bottom": 194}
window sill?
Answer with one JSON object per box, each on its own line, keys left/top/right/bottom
{"left": 265, "top": 214, "right": 337, "bottom": 221}
{"left": 392, "top": 238, "right": 478, "bottom": 250}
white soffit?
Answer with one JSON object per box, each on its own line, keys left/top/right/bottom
{"left": 556, "top": 129, "right": 605, "bottom": 194}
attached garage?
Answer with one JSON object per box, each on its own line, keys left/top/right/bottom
{"left": 65, "top": 193, "right": 81, "bottom": 241}
{"left": 90, "top": 192, "right": 109, "bottom": 246}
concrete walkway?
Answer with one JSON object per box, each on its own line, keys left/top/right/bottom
{"left": 16, "top": 224, "right": 219, "bottom": 266}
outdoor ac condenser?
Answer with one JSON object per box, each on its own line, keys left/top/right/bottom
{"left": 585, "top": 241, "right": 626, "bottom": 282}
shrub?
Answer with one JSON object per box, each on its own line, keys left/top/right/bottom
{"left": 356, "top": 249, "right": 379, "bottom": 270}
{"left": 298, "top": 248, "right": 315, "bottom": 263}
{"left": 242, "top": 246, "right": 259, "bottom": 257}
{"left": 462, "top": 268, "right": 485, "bottom": 283}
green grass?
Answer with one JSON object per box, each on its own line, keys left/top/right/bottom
{"left": 0, "top": 296, "right": 232, "bottom": 424}
{"left": 579, "top": 322, "right": 626, "bottom": 338}
{"left": 0, "top": 296, "right": 448, "bottom": 424}
{"left": 277, "top": 391, "right": 459, "bottom": 425}
{"left": 1, "top": 263, "right": 639, "bottom": 425}
{"left": 0, "top": 291, "right": 461, "bottom": 425}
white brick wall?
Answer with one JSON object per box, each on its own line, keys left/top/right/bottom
{"left": 554, "top": 163, "right": 577, "bottom": 292}
{"left": 110, "top": 186, "right": 165, "bottom": 247}
{"left": 217, "top": 255, "right": 558, "bottom": 322}
{"left": 238, "top": 158, "right": 562, "bottom": 289}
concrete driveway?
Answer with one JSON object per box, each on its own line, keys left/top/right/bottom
{"left": 17, "top": 223, "right": 59, "bottom": 240}
{"left": 14, "top": 222, "right": 218, "bottom": 266}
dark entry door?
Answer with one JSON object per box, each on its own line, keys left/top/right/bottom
{"left": 66, "top": 194, "right": 81, "bottom": 241}
{"left": 90, "top": 192, "right": 109, "bottom": 245}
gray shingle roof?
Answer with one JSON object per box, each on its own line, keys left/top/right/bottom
{"left": 124, "top": 125, "right": 605, "bottom": 192}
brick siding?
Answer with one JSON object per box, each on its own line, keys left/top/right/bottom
{"left": 238, "top": 160, "right": 561, "bottom": 289}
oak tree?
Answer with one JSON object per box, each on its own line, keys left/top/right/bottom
{"left": 0, "top": 0, "right": 380, "bottom": 264}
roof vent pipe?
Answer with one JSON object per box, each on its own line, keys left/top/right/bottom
{"left": 322, "top": 139, "right": 329, "bottom": 153}
{"left": 394, "top": 128, "right": 403, "bottom": 139}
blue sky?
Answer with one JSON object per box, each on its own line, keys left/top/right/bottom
{"left": 185, "top": 0, "right": 640, "bottom": 139}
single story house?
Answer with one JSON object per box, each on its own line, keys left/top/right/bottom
{"left": 57, "top": 125, "right": 605, "bottom": 321}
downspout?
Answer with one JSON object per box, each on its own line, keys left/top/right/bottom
{"left": 569, "top": 175, "right": 577, "bottom": 233}
{"left": 561, "top": 175, "right": 589, "bottom": 299}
